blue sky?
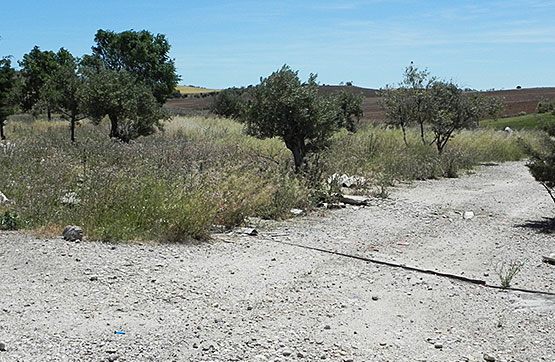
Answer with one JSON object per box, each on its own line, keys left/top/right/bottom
{"left": 2, "top": 0, "right": 555, "bottom": 90}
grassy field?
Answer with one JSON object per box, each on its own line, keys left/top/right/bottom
{"left": 480, "top": 113, "right": 555, "bottom": 130}
{"left": 0, "top": 115, "right": 539, "bottom": 242}
{"left": 176, "top": 85, "right": 221, "bottom": 95}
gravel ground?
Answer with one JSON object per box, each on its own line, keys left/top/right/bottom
{"left": 1, "top": 161, "right": 554, "bottom": 362}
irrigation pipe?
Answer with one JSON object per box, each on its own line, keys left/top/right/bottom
{"left": 269, "top": 238, "right": 555, "bottom": 297}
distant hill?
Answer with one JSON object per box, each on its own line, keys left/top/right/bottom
{"left": 165, "top": 85, "right": 555, "bottom": 120}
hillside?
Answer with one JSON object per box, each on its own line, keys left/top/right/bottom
{"left": 165, "top": 86, "right": 555, "bottom": 120}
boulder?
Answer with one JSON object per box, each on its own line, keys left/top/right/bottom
{"left": 62, "top": 225, "right": 83, "bottom": 241}
{"left": 504, "top": 127, "right": 513, "bottom": 134}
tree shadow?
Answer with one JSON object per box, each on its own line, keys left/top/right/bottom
{"left": 515, "top": 217, "right": 555, "bottom": 234}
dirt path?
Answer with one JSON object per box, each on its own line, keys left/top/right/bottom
{"left": 1, "top": 161, "right": 554, "bottom": 362}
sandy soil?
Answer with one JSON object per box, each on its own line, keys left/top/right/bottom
{"left": 1, "top": 161, "right": 554, "bottom": 362}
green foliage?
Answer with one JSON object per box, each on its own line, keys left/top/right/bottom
{"left": 39, "top": 49, "right": 85, "bottom": 142}
{"left": 380, "top": 64, "right": 503, "bottom": 153}
{"left": 0, "top": 57, "right": 17, "bottom": 140}
{"left": 244, "top": 65, "right": 337, "bottom": 172}
{"left": 333, "top": 90, "right": 363, "bottom": 132}
{"left": 89, "top": 29, "right": 179, "bottom": 104}
{"left": 210, "top": 88, "right": 245, "bottom": 118}
{"left": 524, "top": 120, "right": 555, "bottom": 205}
{"left": 379, "top": 64, "right": 435, "bottom": 145}
{"left": 80, "top": 68, "right": 167, "bottom": 141}
{"left": 79, "top": 29, "right": 179, "bottom": 141}
{"left": 17, "top": 46, "right": 58, "bottom": 117}
{"left": 537, "top": 100, "right": 555, "bottom": 115}
{"left": 0, "top": 210, "right": 20, "bottom": 230}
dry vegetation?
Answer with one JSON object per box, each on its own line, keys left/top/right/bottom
{"left": 0, "top": 114, "right": 539, "bottom": 242}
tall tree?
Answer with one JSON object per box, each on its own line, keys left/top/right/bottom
{"left": 18, "top": 46, "right": 58, "bottom": 119}
{"left": 0, "top": 57, "right": 17, "bottom": 140}
{"left": 89, "top": 29, "right": 179, "bottom": 104}
{"left": 80, "top": 68, "right": 166, "bottom": 142}
{"left": 334, "top": 90, "right": 363, "bottom": 132}
{"left": 379, "top": 64, "right": 434, "bottom": 145}
{"left": 244, "top": 65, "right": 337, "bottom": 172}
{"left": 427, "top": 81, "right": 501, "bottom": 154}
{"left": 40, "top": 49, "right": 85, "bottom": 142}
{"left": 80, "top": 29, "right": 179, "bottom": 141}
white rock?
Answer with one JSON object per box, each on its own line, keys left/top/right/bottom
{"left": 504, "top": 127, "right": 513, "bottom": 134}
{"left": 290, "top": 208, "right": 304, "bottom": 216}
{"left": 463, "top": 211, "right": 474, "bottom": 220}
{"left": 237, "top": 228, "right": 258, "bottom": 236}
{"left": 0, "top": 191, "right": 8, "bottom": 205}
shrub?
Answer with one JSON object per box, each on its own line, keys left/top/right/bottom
{"left": 0, "top": 210, "right": 20, "bottom": 230}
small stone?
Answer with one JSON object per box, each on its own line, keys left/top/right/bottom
{"left": 463, "top": 211, "right": 474, "bottom": 220}
{"left": 107, "top": 355, "right": 119, "bottom": 362}
{"left": 0, "top": 341, "right": 6, "bottom": 351}
{"left": 290, "top": 208, "right": 304, "bottom": 216}
{"left": 297, "top": 352, "right": 305, "bottom": 358}
{"left": 434, "top": 343, "right": 443, "bottom": 349}
{"left": 323, "top": 325, "right": 331, "bottom": 330}
{"left": 483, "top": 354, "right": 496, "bottom": 361}
{"left": 372, "top": 295, "right": 379, "bottom": 301}
{"left": 282, "top": 348, "right": 292, "bottom": 356}
{"left": 379, "top": 341, "right": 387, "bottom": 346}
{"left": 90, "top": 276, "right": 98, "bottom": 281}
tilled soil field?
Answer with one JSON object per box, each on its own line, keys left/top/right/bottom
{"left": 1, "top": 161, "right": 554, "bottom": 362}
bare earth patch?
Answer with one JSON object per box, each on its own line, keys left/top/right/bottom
{"left": 1, "top": 161, "right": 554, "bottom": 361}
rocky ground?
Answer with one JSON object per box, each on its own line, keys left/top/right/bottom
{"left": 1, "top": 161, "right": 554, "bottom": 362}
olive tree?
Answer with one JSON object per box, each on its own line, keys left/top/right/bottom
{"left": 243, "top": 65, "right": 337, "bottom": 172}
{"left": 428, "top": 81, "right": 502, "bottom": 154}
{"left": 379, "top": 64, "right": 434, "bottom": 145}
{"left": 89, "top": 29, "right": 179, "bottom": 104}
{"left": 18, "top": 46, "right": 59, "bottom": 119}
{"left": 0, "top": 57, "right": 17, "bottom": 140}
{"left": 81, "top": 29, "right": 179, "bottom": 141}
{"left": 80, "top": 68, "right": 166, "bottom": 142}
{"left": 334, "top": 90, "right": 363, "bottom": 132}
{"left": 210, "top": 88, "right": 245, "bottom": 118}
{"left": 40, "top": 49, "right": 85, "bottom": 142}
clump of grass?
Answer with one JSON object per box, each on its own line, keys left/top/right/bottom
{"left": 0, "top": 210, "right": 20, "bottom": 230}
{"left": 495, "top": 260, "right": 525, "bottom": 288}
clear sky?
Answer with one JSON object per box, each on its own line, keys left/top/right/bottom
{"left": 2, "top": 0, "right": 554, "bottom": 90}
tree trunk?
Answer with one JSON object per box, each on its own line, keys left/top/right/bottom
{"left": 70, "top": 116, "right": 75, "bottom": 143}
{"left": 285, "top": 137, "right": 306, "bottom": 173}
{"left": 401, "top": 124, "right": 408, "bottom": 146}
{"left": 47, "top": 106, "right": 52, "bottom": 121}
{"left": 419, "top": 121, "right": 425, "bottom": 144}
{"left": 109, "top": 114, "right": 119, "bottom": 139}
{"left": 0, "top": 120, "right": 5, "bottom": 140}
